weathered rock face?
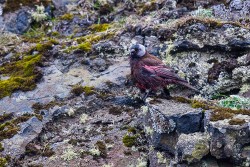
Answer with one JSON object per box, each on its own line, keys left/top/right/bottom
{"left": 144, "top": 100, "right": 203, "bottom": 154}
{"left": 4, "top": 9, "right": 31, "bottom": 34}
{"left": 206, "top": 111, "right": 250, "bottom": 165}
{"left": 0, "top": 0, "right": 250, "bottom": 166}
{"left": 175, "top": 132, "right": 209, "bottom": 164}
{"left": 144, "top": 98, "right": 250, "bottom": 166}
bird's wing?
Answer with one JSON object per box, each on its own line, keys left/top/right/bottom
{"left": 141, "top": 55, "right": 166, "bottom": 66}
{"left": 142, "top": 65, "right": 187, "bottom": 83}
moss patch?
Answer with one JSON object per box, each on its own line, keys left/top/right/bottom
{"left": 0, "top": 113, "right": 13, "bottom": 123}
{"left": 25, "top": 143, "right": 55, "bottom": 157}
{"left": 77, "top": 42, "right": 92, "bottom": 52}
{"left": 0, "top": 55, "right": 42, "bottom": 99}
{"left": 95, "top": 141, "right": 107, "bottom": 157}
{"left": 122, "top": 135, "right": 138, "bottom": 147}
{"left": 89, "top": 24, "right": 110, "bottom": 32}
{"left": 0, "top": 143, "right": 3, "bottom": 152}
{"left": 60, "top": 13, "right": 74, "bottom": 20}
{"left": 228, "top": 118, "right": 246, "bottom": 125}
{"left": 0, "top": 157, "right": 7, "bottom": 167}
{"left": 0, "top": 114, "right": 33, "bottom": 141}
{"left": 70, "top": 85, "right": 85, "bottom": 96}
{"left": 32, "top": 100, "right": 64, "bottom": 114}
{"left": 210, "top": 108, "right": 250, "bottom": 122}
{"left": 83, "top": 86, "right": 95, "bottom": 96}
{"left": 70, "top": 85, "right": 95, "bottom": 96}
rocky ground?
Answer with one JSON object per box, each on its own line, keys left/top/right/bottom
{"left": 0, "top": 0, "right": 250, "bottom": 167}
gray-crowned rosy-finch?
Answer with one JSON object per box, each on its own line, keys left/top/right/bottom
{"left": 129, "top": 44, "right": 198, "bottom": 99}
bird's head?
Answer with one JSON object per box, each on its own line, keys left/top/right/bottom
{"left": 130, "top": 44, "right": 146, "bottom": 58}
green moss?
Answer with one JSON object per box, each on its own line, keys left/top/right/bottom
{"left": 25, "top": 143, "right": 55, "bottom": 157}
{"left": 0, "top": 143, "right": 3, "bottom": 152}
{"left": 210, "top": 107, "right": 250, "bottom": 122}
{"left": 70, "top": 85, "right": 85, "bottom": 96}
{"left": 51, "top": 31, "right": 60, "bottom": 37}
{"left": 0, "top": 157, "right": 7, "bottom": 167}
{"left": 127, "top": 127, "right": 137, "bottom": 134}
{"left": 0, "top": 114, "right": 33, "bottom": 141}
{"left": 0, "top": 55, "right": 42, "bottom": 99}
{"left": 89, "top": 24, "right": 110, "bottom": 32}
{"left": 60, "top": 13, "right": 74, "bottom": 20}
{"left": 95, "top": 141, "right": 107, "bottom": 157}
{"left": 122, "top": 135, "right": 138, "bottom": 147}
{"left": 3, "top": 0, "right": 51, "bottom": 13}
{"left": 83, "top": 86, "right": 95, "bottom": 96}
{"left": 35, "top": 42, "right": 53, "bottom": 52}
{"left": 228, "top": 118, "right": 246, "bottom": 125}
{"left": 0, "top": 113, "right": 13, "bottom": 123}
{"left": 172, "top": 96, "right": 192, "bottom": 103}
{"left": 210, "top": 108, "right": 235, "bottom": 121}
{"left": 77, "top": 42, "right": 92, "bottom": 52}
{"left": 191, "top": 100, "right": 210, "bottom": 110}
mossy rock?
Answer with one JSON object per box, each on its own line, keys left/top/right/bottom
{"left": 0, "top": 114, "right": 33, "bottom": 141}
{"left": 0, "top": 55, "right": 42, "bottom": 99}
{"left": 228, "top": 118, "right": 246, "bottom": 125}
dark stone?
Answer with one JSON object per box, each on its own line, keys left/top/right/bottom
{"left": 16, "top": 10, "right": 31, "bottom": 33}
{"left": 173, "top": 40, "right": 200, "bottom": 52}
{"left": 6, "top": 10, "right": 31, "bottom": 34}
{"left": 174, "top": 112, "right": 203, "bottom": 134}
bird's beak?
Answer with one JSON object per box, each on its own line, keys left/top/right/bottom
{"left": 130, "top": 49, "right": 135, "bottom": 56}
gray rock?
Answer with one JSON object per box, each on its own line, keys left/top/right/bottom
{"left": 2, "top": 117, "right": 43, "bottom": 157}
{"left": 206, "top": 111, "right": 250, "bottom": 165}
{"left": 52, "top": 0, "right": 78, "bottom": 10}
{"left": 145, "top": 99, "right": 203, "bottom": 153}
{"left": 5, "top": 9, "right": 31, "bottom": 34}
{"left": 175, "top": 132, "right": 209, "bottom": 164}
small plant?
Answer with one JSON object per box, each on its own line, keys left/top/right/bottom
{"left": 89, "top": 147, "right": 101, "bottom": 156}
{"left": 79, "top": 113, "right": 88, "bottom": 124}
{"left": 31, "top": 5, "right": 48, "bottom": 22}
{"left": 191, "top": 7, "right": 213, "bottom": 18}
{"left": 218, "top": 95, "right": 250, "bottom": 110}
{"left": 61, "top": 147, "right": 78, "bottom": 161}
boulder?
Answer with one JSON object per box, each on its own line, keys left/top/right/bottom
{"left": 144, "top": 99, "right": 203, "bottom": 153}
{"left": 175, "top": 132, "right": 209, "bottom": 164}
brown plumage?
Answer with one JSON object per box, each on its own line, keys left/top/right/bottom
{"left": 129, "top": 44, "right": 198, "bottom": 92}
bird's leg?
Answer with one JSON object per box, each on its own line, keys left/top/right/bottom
{"left": 141, "top": 89, "right": 151, "bottom": 102}
{"left": 163, "top": 87, "right": 172, "bottom": 100}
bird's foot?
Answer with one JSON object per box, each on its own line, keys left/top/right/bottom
{"left": 141, "top": 89, "right": 150, "bottom": 103}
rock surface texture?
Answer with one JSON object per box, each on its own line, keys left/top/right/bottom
{"left": 0, "top": 0, "right": 249, "bottom": 166}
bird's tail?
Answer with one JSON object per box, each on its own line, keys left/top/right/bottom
{"left": 177, "top": 81, "right": 199, "bottom": 92}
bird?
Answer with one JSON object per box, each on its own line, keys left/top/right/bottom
{"left": 129, "top": 44, "right": 198, "bottom": 100}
